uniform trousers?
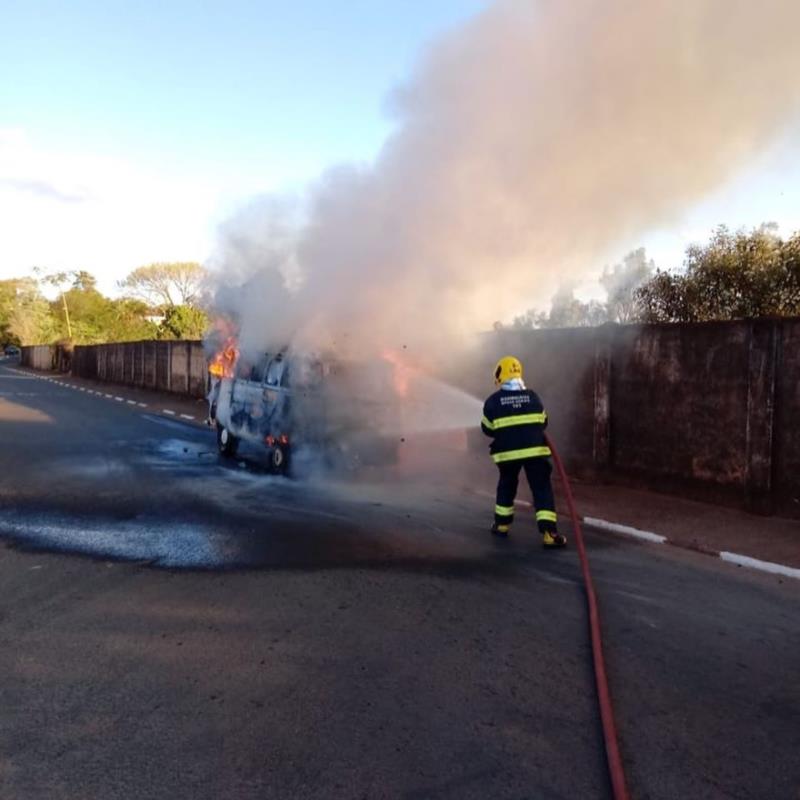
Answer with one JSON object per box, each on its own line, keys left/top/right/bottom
{"left": 494, "top": 457, "right": 558, "bottom": 532}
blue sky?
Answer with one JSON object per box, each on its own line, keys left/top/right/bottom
{"left": 0, "top": 1, "right": 488, "bottom": 293}
{"left": 1, "top": 0, "right": 799, "bottom": 300}
{"left": 2, "top": 1, "right": 484, "bottom": 187}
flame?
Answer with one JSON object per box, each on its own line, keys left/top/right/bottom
{"left": 208, "top": 337, "right": 239, "bottom": 379}
{"left": 382, "top": 349, "right": 413, "bottom": 398}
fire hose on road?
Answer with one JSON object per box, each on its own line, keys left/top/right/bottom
{"left": 545, "top": 433, "right": 631, "bottom": 800}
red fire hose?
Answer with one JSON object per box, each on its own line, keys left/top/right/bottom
{"left": 545, "top": 434, "right": 631, "bottom": 800}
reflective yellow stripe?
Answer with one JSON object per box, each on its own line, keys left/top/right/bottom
{"left": 536, "top": 510, "right": 558, "bottom": 522}
{"left": 492, "top": 446, "right": 551, "bottom": 463}
{"left": 491, "top": 412, "right": 547, "bottom": 429}
{"left": 495, "top": 504, "right": 515, "bottom": 517}
{"left": 481, "top": 415, "right": 495, "bottom": 430}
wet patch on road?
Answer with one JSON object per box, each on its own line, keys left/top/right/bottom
{"left": 0, "top": 497, "right": 532, "bottom": 579}
{"left": 0, "top": 509, "right": 226, "bottom": 568}
{"left": 140, "top": 413, "right": 207, "bottom": 433}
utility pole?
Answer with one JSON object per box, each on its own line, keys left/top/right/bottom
{"left": 61, "top": 291, "right": 73, "bottom": 339}
{"left": 35, "top": 269, "right": 74, "bottom": 341}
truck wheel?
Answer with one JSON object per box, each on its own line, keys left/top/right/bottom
{"left": 217, "top": 425, "right": 239, "bottom": 457}
{"left": 271, "top": 444, "right": 289, "bottom": 474}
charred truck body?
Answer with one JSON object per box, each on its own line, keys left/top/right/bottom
{"left": 209, "top": 351, "right": 400, "bottom": 474}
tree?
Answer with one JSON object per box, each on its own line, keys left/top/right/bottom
{"left": 37, "top": 270, "right": 75, "bottom": 339}
{"left": 600, "top": 248, "right": 655, "bottom": 323}
{"left": 118, "top": 262, "right": 208, "bottom": 307}
{"left": 158, "top": 304, "right": 209, "bottom": 340}
{"left": 635, "top": 224, "right": 800, "bottom": 323}
{"left": 0, "top": 278, "right": 59, "bottom": 345}
{"left": 0, "top": 279, "right": 24, "bottom": 346}
{"left": 54, "top": 284, "right": 160, "bottom": 344}
{"left": 511, "top": 248, "right": 654, "bottom": 329}
{"left": 15, "top": 270, "right": 160, "bottom": 345}
{"left": 1, "top": 270, "right": 174, "bottom": 346}
{"left": 71, "top": 270, "right": 97, "bottom": 292}
{"left": 513, "top": 286, "right": 608, "bottom": 329}
{"left": 105, "top": 299, "right": 160, "bottom": 342}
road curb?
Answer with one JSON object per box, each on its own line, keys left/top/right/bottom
{"left": 583, "top": 516, "right": 667, "bottom": 544}
{"left": 581, "top": 515, "right": 800, "bottom": 581}
{"left": 475, "top": 489, "right": 800, "bottom": 582}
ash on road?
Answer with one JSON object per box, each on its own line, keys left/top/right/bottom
{"left": 1, "top": 361, "right": 798, "bottom": 800}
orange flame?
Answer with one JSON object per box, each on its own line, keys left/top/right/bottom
{"left": 382, "top": 349, "right": 413, "bottom": 398}
{"left": 209, "top": 337, "right": 239, "bottom": 379}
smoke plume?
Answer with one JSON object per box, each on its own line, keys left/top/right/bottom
{"left": 211, "top": 0, "right": 800, "bottom": 361}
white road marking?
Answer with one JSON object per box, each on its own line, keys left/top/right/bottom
{"left": 104, "top": 394, "right": 112, "bottom": 398}
{"left": 584, "top": 517, "right": 668, "bottom": 544}
{"left": 179, "top": 414, "right": 195, "bottom": 421}
{"left": 126, "top": 400, "right": 136, "bottom": 405}
{"left": 720, "top": 551, "right": 800, "bottom": 581}
{"left": 114, "top": 396, "right": 124, "bottom": 401}
{"left": 163, "top": 409, "right": 176, "bottom": 416}
{"left": 137, "top": 403, "right": 147, "bottom": 408}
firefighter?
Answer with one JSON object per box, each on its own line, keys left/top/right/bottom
{"left": 481, "top": 356, "right": 567, "bottom": 548}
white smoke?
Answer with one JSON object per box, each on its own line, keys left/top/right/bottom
{"left": 211, "top": 0, "right": 800, "bottom": 362}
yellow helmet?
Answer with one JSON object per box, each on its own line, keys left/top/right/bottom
{"left": 494, "top": 355, "right": 523, "bottom": 385}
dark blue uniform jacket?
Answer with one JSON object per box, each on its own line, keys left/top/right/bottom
{"left": 481, "top": 388, "right": 551, "bottom": 463}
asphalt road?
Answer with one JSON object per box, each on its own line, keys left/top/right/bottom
{"left": 1, "top": 358, "right": 798, "bottom": 800}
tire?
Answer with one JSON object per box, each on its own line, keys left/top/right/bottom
{"left": 270, "top": 444, "right": 289, "bottom": 474}
{"left": 217, "top": 424, "right": 239, "bottom": 457}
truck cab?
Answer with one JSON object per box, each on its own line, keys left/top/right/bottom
{"left": 212, "top": 352, "right": 296, "bottom": 472}
{"left": 210, "top": 350, "right": 399, "bottom": 475}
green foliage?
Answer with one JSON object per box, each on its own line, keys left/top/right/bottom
{"left": 0, "top": 278, "right": 59, "bottom": 345}
{"left": 2, "top": 266, "right": 211, "bottom": 346}
{"left": 509, "top": 226, "right": 800, "bottom": 330}
{"left": 158, "top": 304, "right": 209, "bottom": 340}
{"left": 109, "top": 299, "right": 161, "bottom": 342}
{"left": 118, "top": 262, "right": 208, "bottom": 307}
{"left": 636, "top": 224, "right": 800, "bottom": 323}
{"left": 48, "top": 286, "right": 160, "bottom": 344}
{"left": 1, "top": 271, "right": 162, "bottom": 346}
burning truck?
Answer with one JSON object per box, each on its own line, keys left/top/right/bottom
{"left": 207, "top": 342, "right": 402, "bottom": 474}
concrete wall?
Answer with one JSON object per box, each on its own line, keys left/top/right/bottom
{"left": 476, "top": 318, "right": 800, "bottom": 517}
{"left": 468, "top": 328, "right": 598, "bottom": 469}
{"left": 22, "top": 340, "right": 208, "bottom": 399}
{"left": 21, "top": 344, "right": 57, "bottom": 370}
{"left": 774, "top": 319, "right": 800, "bottom": 517}
{"left": 89, "top": 340, "right": 208, "bottom": 398}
